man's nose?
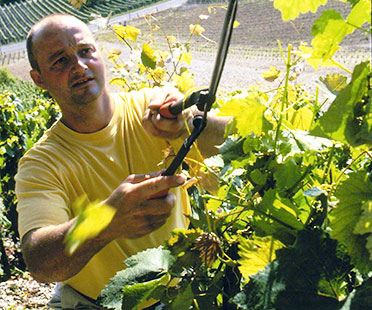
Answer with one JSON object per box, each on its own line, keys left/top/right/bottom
{"left": 72, "top": 55, "right": 88, "bottom": 73}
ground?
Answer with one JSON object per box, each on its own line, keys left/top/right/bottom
{"left": 0, "top": 272, "right": 56, "bottom": 309}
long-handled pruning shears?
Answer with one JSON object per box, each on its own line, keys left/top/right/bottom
{"left": 152, "top": 0, "right": 238, "bottom": 197}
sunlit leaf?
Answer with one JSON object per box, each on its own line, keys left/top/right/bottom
{"left": 189, "top": 24, "right": 205, "bottom": 36}
{"left": 113, "top": 25, "right": 141, "bottom": 42}
{"left": 346, "top": 0, "right": 371, "bottom": 28}
{"left": 148, "top": 68, "right": 166, "bottom": 83}
{"left": 141, "top": 43, "right": 157, "bottom": 69}
{"left": 272, "top": 0, "right": 328, "bottom": 21}
{"left": 319, "top": 74, "right": 348, "bottom": 94}
{"left": 238, "top": 236, "right": 283, "bottom": 282}
{"left": 308, "top": 1, "right": 370, "bottom": 67}
{"left": 173, "top": 70, "right": 195, "bottom": 93}
{"left": 297, "top": 44, "right": 335, "bottom": 69}
{"left": 233, "top": 20, "right": 240, "bottom": 28}
{"left": 262, "top": 66, "right": 281, "bottom": 82}
{"left": 179, "top": 52, "right": 192, "bottom": 65}
{"left": 109, "top": 77, "right": 127, "bottom": 90}
{"left": 218, "top": 94, "right": 268, "bottom": 137}
{"left": 310, "top": 62, "right": 371, "bottom": 146}
{"left": 65, "top": 199, "right": 116, "bottom": 255}
{"left": 166, "top": 35, "right": 177, "bottom": 43}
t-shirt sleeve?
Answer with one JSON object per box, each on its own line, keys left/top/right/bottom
{"left": 15, "top": 156, "right": 71, "bottom": 240}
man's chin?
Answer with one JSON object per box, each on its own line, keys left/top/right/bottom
{"left": 71, "top": 86, "right": 103, "bottom": 105}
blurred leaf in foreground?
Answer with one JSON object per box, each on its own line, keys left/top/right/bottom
{"left": 65, "top": 198, "right": 116, "bottom": 255}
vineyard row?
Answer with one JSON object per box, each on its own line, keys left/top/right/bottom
{"left": 0, "top": 0, "right": 162, "bottom": 46}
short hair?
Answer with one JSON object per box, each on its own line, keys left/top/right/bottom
{"left": 26, "top": 14, "right": 88, "bottom": 72}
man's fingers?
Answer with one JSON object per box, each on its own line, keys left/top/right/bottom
{"left": 126, "top": 171, "right": 163, "bottom": 184}
{"left": 133, "top": 174, "right": 186, "bottom": 200}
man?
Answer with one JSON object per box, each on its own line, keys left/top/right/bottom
{"left": 15, "top": 14, "right": 228, "bottom": 309}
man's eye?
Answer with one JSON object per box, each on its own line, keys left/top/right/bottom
{"left": 53, "top": 57, "right": 68, "bottom": 66}
{"left": 81, "top": 48, "right": 93, "bottom": 56}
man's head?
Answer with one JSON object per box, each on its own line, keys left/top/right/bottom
{"left": 27, "top": 14, "right": 107, "bottom": 107}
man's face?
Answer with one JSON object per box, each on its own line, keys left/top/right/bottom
{"left": 31, "top": 18, "right": 106, "bottom": 108}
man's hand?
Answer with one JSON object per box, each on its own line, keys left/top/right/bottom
{"left": 143, "top": 87, "right": 191, "bottom": 140}
{"left": 103, "top": 171, "right": 186, "bottom": 239}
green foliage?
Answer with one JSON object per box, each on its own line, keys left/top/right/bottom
{"left": 99, "top": 247, "right": 175, "bottom": 309}
{"left": 329, "top": 170, "right": 372, "bottom": 273}
{"left": 0, "top": 69, "right": 60, "bottom": 273}
{"left": 311, "top": 61, "right": 371, "bottom": 146}
{"left": 233, "top": 230, "right": 352, "bottom": 310}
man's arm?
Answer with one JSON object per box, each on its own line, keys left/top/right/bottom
{"left": 21, "top": 173, "right": 185, "bottom": 283}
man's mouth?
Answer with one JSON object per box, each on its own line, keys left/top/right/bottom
{"left": 72, "top": 77, "right": 94, "bottom": 88}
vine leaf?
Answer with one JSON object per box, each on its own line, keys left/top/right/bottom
{"left": 218, "top": 94, "right": 269, "bottom": 137}
{"left": 121, "top": 275, "right": 168, "bottom": 310}
{"left": 303, "top": 0, "right": 371, "bottom": 68}
{"left": 329, "top": 171, "right": 372, "bottom": 272}
{"left": 233, "top": 230, "right": 350, "bottom": 309}
{"left": 113, "top": 25, "right": 141, "bottom": 42}
{"left": 238, "top": 235, "right": 283, "bottom": 282}
{"left": 99, "top": 247, "right": 174, "bottom": 309}
{"left": 262, "top": 66, "right": 281, "bottom": 81}
{"left": 64, "top": 199, "right": 116, "bottom": 255}
{"left": 272, "top": 0, "right": 327, "bottom": 21}
{"left": 141, "top": 43, "right": 157, "bottom": 69}
{"left": 171, "top": 283, "right": 194, "bottom": 310}
{"left": 319, "top": 73, "right": 348, "bottom": 94}
{"left": 173, "top": 70, "right": 195, "bottom": 93}
{"left": 310, "top": 62, "right": 371, "bottom": 146}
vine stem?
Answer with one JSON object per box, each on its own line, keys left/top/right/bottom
{"left": 274, "top": 42, "right": 292, "bottom": 154}
{"left": 204, "top": 195, "right": 299, "bottom": 232}
{"left": 332, "top": 149, "right": 372, "bottom": 194}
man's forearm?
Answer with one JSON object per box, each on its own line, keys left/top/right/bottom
{"left": 21, "top": 220, "right": 111, "bottom": 283}
{"left": 184, "top": 110, "right": 230, "bottom": 157}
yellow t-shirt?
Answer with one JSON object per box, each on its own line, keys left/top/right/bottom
{"left": 15, "top": 88, "right": 195, "bottom": 299}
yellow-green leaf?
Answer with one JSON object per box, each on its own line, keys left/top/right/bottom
{"left": 113, "top": 25, "right": 141, "bottom": 42}
{"left": 189, "top": 24, "right": 205, "bottom": 36}
{"left": 319, "top": 74, "right": 348, "bottom": 93}
{"left": 285, "top": 106, "right": 314, "bottom": 131}
{"left": 262, "top": 66, "right": 281, "bottom": 81}
{"left": 233, "top": 21, "right": 240, "bottom": 28}
{"left": 346, "top": 0, "right": 371, "bottom": 28}
{"left": 65, "top": 200, "right": 116, "bottom": 255}
{"left": 109, "top": 77, "right": 127, "bottom": 89}
{"left": 173, "top": 70, "right": 195, "bottom": 93}
{"left": 238, "top": 235, "right": 283, "bottom": 282}
{"left": 179, "top": 52, "right": 192, "bottom": 65}
{"left": 141, "top": 43, "right": 157, "bottom": 69}
{"left": 272, "top": 0, "right": 327, "bottom": 21}
{"left": 218, "top": 94, "right": 268, "bottom": 137}
{"left": 206, "top": 185, "right": 228, "bottom": 212}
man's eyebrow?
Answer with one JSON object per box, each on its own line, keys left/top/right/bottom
{"left": 48, "top": 49, "right": 65, "bottom": 64}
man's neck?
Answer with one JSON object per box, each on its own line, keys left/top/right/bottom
{"left": 60, "top": 91, "right": 114, "bottom": 133}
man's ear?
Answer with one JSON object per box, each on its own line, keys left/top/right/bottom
{"left": 30, "top": 69, "right": 47, "bottom": 90}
